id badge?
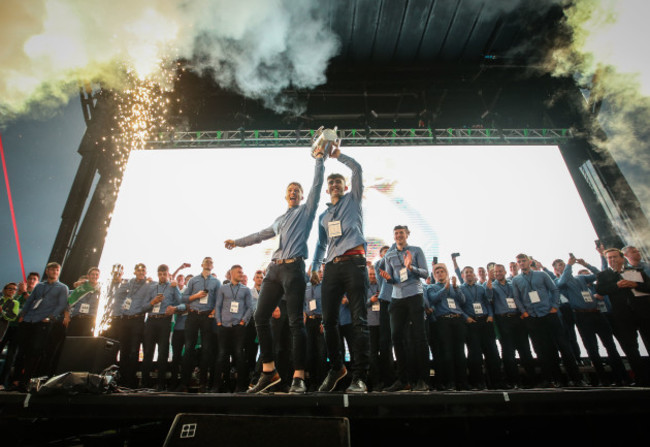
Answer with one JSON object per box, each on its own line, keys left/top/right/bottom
{"left": 447, "top": 298, "right": 456, "bottom": 309}
{"left": 506, "top": 298, "right": 516, "bottom": 309}
{"left": 230, "top": 301, "right": 239, "bottom": 313}
{"left": 80, "top": 303, "right": 90, "bottom": 314}
{"left": 528, "top": 291, "right": 541, "bottom": 303}
{"left": 597, "top": 301, "right": 607, "bottom": 313}
{"left": 123, "top": 298, "right": 132, "bottom": 310}
{"left": 33, "top": 299, "right": 42, "bottom": 309}
{"left": 473, "top": 303, "right": 483, "bottom": 315}
{"left": 153, "top": 303, "right": 161, "bottom": 314}
{"left": 371, "top": 302, "right": 380, "bottom": 312}
{"left": 309, "top": 300, "right": 317, "bottom": 311}
{"left": 400, "top": 267, "right": 408, "bottom": 283}
{"left": 199, "top": 295, "right": 208, "bottom": 305}
{"left": 328, "top": 220, "right": 342, "bottom": 238}
{"left": 581, "top": 291, "right": 593, "bottom": 303}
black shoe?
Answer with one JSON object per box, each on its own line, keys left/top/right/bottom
{"left": 289, "top": 378, "right": 307, "bottom": 394}
{"left": 318, "top": 366, "right": 348, "bottom": 392}
{"left": 247, "top": 371, "right": 281, "bottom": 394}
{"left": 412, "top": 380, "right": 429, "bottom": 392}
{"left": 383, "top": 380, "right": 411, "bottom": 392}
{"left": 345, "top": 377, "right": 367, "bottom": 393}
{"left": 371, "top": 382, "right": 384, "bottom": 392}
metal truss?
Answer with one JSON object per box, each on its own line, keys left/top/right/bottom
{"left": 145, "top": 128, "right": 574, "bottom": 149}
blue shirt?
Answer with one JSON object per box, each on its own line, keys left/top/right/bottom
{"left": 215, "top": 283, "right": 253, "bottom": 327}
{"left": 69, "top": 287, "right": 100, "bottom": 317}
{"left": 426, "top": 282, "right": 468, "bottom": 319}
{"left": 250, "top": 286, "right": 261, "bottom": 314}
{"left": 339, "top": 298, "right": 352, "bottom": 326}
{"left": 304, "top": 282, "right": 323, "bottom": 317}
{"left": 235, "top": 158, "right": 324, "bottom": 261}
{"left": 20, "top": 281, "right": 69, "bottom": 322}
{"left": 555, "top": 264, "right": 600, "bottom": 311}
{"left": 115, "top": 278, "right": 152, "bottom": 316}
{"left": 173, "top": 303, "right": 188, "bottom": 331}
{"left": 313, "top": 154, "right": 366, "bottom": 268}
{"left": 383, "top": 244, "right": 428, "bottom": 299}
{"left": 489, "top": 280, "right": 524, "bottom": 315}
{"left": 146, "top": 281, "right": 181, "bottom": 316}
{"left": 366, "top": 282, "right": 381, "bottom": 326}
{"left": 511, "top": 270, "right": 560, "bottom": 317}
{"left": 107, "top": 281, "right": 126, "bottom": 317}
{"left": 460, "top": 282, "right": 493, "bottom": 318}
{"left": 182, "top": 273, "right": 221, "bottom": 312}
{"left": 375, "top": 257, "right": 393, "bottom": 302}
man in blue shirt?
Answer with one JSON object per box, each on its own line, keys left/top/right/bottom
{"left": 379, "top": 226, "right": 429, "bottom": 392}
{"left": 67, "top": 267, "right": 101, "bottom": 337}
{"left": 213, "top": 265, "right": 253, "bottom": 393}
{"left": 179, "top": 257, "right": 221, "bottom": 392}
{"left": 512, "top": 254, "right": 585, "bottom": 387}
{"left": 141, "top": 264, "right": 181, "bottom": 390}
{"left": 553, "top": 255, "right": 628, "bottom": 386}
{"left": 312, "top": 147, "right": 370, "bottom": 393}
{"left": 14, "top": 262, "right": 69, "bottom": 389}
{"left": 226, "top": 155, "right": 325, "bottom": 394}
{"left": 372, "top": 245, "right": 396, "bottom": 389}
{"left": 622, "top": 245, "right": 650, "bottom": 277}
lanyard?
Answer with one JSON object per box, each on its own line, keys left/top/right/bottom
{"left": 128, "top": 280, "right": 146, "bottom": 297}
{"left": 496, "top": 281, "right": 511, "bottom": 297}
{"left": 523, "top": 272, "right": 536, "bottom": 291}
{"left": 230, "top": 284, "right": 241, "bottom": 302}
{"left": 465, "top": 284, "right": 478, "bottom": 302}
{"left": 156, "top": 283, "right": 169, "bottom": 296}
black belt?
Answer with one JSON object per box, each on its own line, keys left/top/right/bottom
{"left": 332, "top": 254, "right": 365, "bottom": 264}
{"left": 497, "top": 312, "right": 520, "bottom": 318}
{"left": 189, "top": 309, "right": 211, "bottom": 315}
{"left": 123, "top": 313, "right": 145, "bottom": 320}
{"left": 574, "top": 308, "right": 600, "bottom": 313}
{"left": 72, "top": 314, "right": 95, "bottom": 320}
{"left": 307, "top": 315, "right": 322, "bottom": 320}
{"left": 440, "top": 313, "right": 461, "bottom": 319}
{"left": 148, "top": 314, "right": 172, "bottom": 319}
{"left": 273, "top": 257, "right": 303, "bottom": 264}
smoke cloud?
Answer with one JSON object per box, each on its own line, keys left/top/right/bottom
{"left": 0, "top": 0, "right": 340, "bottom": 124}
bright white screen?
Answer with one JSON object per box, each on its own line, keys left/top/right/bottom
{"left": 99, "top": 145, "right": 602, "bottom": 279}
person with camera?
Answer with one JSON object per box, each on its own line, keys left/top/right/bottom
{"left": 512, "top": 254, "right": 585, "bottom": 387}
{"left": 179, "top": 257, "right": 221, "bottom": 392}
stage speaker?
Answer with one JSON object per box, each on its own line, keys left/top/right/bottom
{"left": 163, "top": 414, "right": 350, "bottom": 447}
{"left": 55, "top": 336, "right": 120, "bottom": 374}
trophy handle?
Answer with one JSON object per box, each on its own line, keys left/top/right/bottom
{"left": 312, "top": 126, "right": 324, "bottom": 143}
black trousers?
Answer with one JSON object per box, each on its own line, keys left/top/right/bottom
{"left": 559, "top": 303, "right": 582, "bottom": 360}
{"left": 525, "top": 313, "right": 582, "bottom": 384}
{"left": 182, "top": 312, "right": 214, "bottom": 386}
{"left": 389, "top": 294, "right": 429, "bottom": 384}
{"left": 244, "top": 318, "right": 258, "bottom": 379}
{"left": 494, "top": 313, "right": 536, "bottom": 386}
{"left": 254, "top": 260, "right": 306, "bottom": 371}
{"left": 426, "top": 316, "right": 441, "bottom": 387}
{"left": 270, "top": 300, "right": 293, "bottom": 385}
{"left": 435, "top": 315, "right": 468, "bottom": 389}
{"left": 14, "top": 321, "right": 55, "bottom": 385}
{"left": 214, "top": 325, "right": 247, "bottom": 391}
{"left": 305, "top": 316, "right": 327, "bottom": 387}
{"left": 610, "top": 301, "right": 650, "bottom": 385}
{"left": 0, "top": 325, "right": 19, "bottom": 386}
{"left": 142, "top": 316, "right": 172, "bottom": 388}
{"left": 67, "top": 315, "right": 95, "bottom": 337}
{"left": 466, "top": 317, "right": 503, "bottom": 388}
{"left": 321, "top": 257, "right": 370, "bottom": 379}
{"left": 169, "top": 328, "right": 184, "bottom": 388}
{"left": 117, "top": 316, "right": 145, "bottom": 388}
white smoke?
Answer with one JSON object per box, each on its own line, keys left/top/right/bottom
{"left": 0, "top": 0, "right": 339, "bottom": 123}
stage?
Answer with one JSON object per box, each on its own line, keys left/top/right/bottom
{"left": 1, "top": 385, "right": 649, "bottom": 445}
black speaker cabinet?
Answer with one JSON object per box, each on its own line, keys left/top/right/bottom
{"left": 55, "top": 336, "right": 120, "bottom": 374}
{"left": 164, "top": 414, "right": 350, "bottom": 447}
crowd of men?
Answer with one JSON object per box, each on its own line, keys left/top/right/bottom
{"left": 1, "top": 145, "right": 649, "bottom": 394}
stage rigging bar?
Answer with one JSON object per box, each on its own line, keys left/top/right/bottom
{"left": 145, "top": 128, "right": 574, "bottom": 149}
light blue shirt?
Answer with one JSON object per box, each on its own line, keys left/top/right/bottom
{"left": 313, "top": 154, "right": 366, "bottom": 268}
{"left": 215, "top": 283, "right": 253, "bottom": 327}
{"left": 182, "top": 273, "right": 221, "bottom": 312}
{"left": 511, "top": 270, "right": 560, "bottom": 317}
{"left": 69, "top": 288, "right": 100, "bottom": 317}
{"left": 21, "top": 281, "right": 69, "bottom": 322}
{"left": 375, "top": 257, "right": 393, "bottom": 302}
{"left": 115, "top": 278, "right": 152, "bottom": 316}
{"left": 366, "top": 282, "right": 381, "bottom": 326}
{"left": 460, "top": 282, "right": 493, "bottom": 318}
{"left": 426, "top": 282, "right": 468, "bottom": 319}
{"left": 235, "top": 158, "right": 324, "bottom": 261}
{"left": 304, "top": 282, "right": 323, "bottom": 317}
{"left": 489, "top": 280, "right": 524, "bottom": 315}
{"left": 555, "top": 263, "right": 600, "bottom": 311}
{"left": 383, "top": 244, "right": 428, "bottom": 299}
{"left": 146, "top": 281, "right": 181, "bottom": 316}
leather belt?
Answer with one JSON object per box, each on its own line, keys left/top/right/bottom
{"left": 148, "top": 314, "right": 172, "bottom": 319}
{"left": 574, "top": 308, "right": 600, "bottom": 313}
{"left": 497, "top": 312, "right": 520, "bottom": 318}
{"left": 72, "top": 314, "right": 95, "bottom": 320}
{"left": 124, "top": 313, "right": 145, "bottom": 320}
{"left": 440, "top": 313, "right": 461, "bottom": 319}
{"left": 189, "top": 309, "right": 211, "bottom": 315}
{"left": 332, "top": 254, "right": 365, "bottom": 264}
{"left": 307, "top": 315, "right": 322, "bottom": 320}
{"left": 273, "top": 257, "right": 303, "bottom": 265}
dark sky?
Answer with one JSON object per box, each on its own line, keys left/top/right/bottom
{"left": 1, "top": 99, "right": 86, "bottom": 285}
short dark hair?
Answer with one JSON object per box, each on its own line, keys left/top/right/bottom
{"left": 46, "top": 262, "right": 61, "bottom": 269}
{"left": 515, "top": 253, "right": 529, "bottom": 260}
{"left": 461, "top": 266, "right": 474, "bottom": 275}
{"left": 393, "top": 225, "right": 410, "bottom": 233}
{"left": 231, "top": 264, "right": 243, "bottom": 271}
{"left": 287, "top": 182, "right": 303, "bottom": 194}
{"left": 327, "top": 173, "right": 345, "bottom": 183}
{"left": 27, "top": 272, "right": 40, "bottom": 279}
{"left": 604, "top": 248, "right": 624, "bottom": 257}
{"left": 552, "top": 259, "right": 564, "bottom": 267}
{"left": 87, "top": 267, "right": 100, "bottom": 275}
{"left": 157, "top": 264, "right": 169, "bottom": 273}
{"left": 134, "top": 263, "right": 146, "bottom": 270}
{"left": 3, "top": 282, "right": 17, "bottom": 292}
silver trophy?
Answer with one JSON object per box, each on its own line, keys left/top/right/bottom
{"left": 311, "top": 126, "right": 340, "bottom": 159}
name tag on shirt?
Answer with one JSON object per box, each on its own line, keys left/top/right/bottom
{"left": 328, "top": 220, "right": 342, "bottom": 238}
{"left": 199, "top": 295, "right": 208, "bottom": 305}
{"left": 33, "top": 299, "right": 42, "bottom": 309}
{"left": 123, "top": 298, "right": 132, "bottom": 310}
{"left": 581, "top": 291, "right": 593, "bottom": 303}
{"left": 622, "top": 270, "right": 643, "bottom": 283}
{"left": 400, "top": 268, "right": 408, "bottom": 283}
{"left": 473, "top": 303, "right": 483, "bottom": 315}
{"left": 506, "top": 298, "right": 516, "bottom": 309}
{"left": 597, "top": 301, "right": 607, "bottom": 313}
{"left": 309, "top": 300, "right": 317, "bottom": 311}
{"left": 80, "top": 303, "right": 90, "bottom": 314}
{"left": 230, "top": 301, "right": 239, "bottom": 313}
{"left": 371, "top": 302, "right": 380, "bottom": 312}
{"left": 153, "top": 303, "right": 161, "bottom": 314}
{"left": 528, "top": 291, "right": 541, "bottom": 304}
{"left": 447, "top": 298, "right": 456, "bottom": 309}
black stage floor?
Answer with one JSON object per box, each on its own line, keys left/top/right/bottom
{"left": 1, "top": 386, "right": 650, "bottom": 445}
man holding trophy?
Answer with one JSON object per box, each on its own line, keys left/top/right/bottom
{"left": 224, "top": 127, "right": 335, "bottom": 393}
